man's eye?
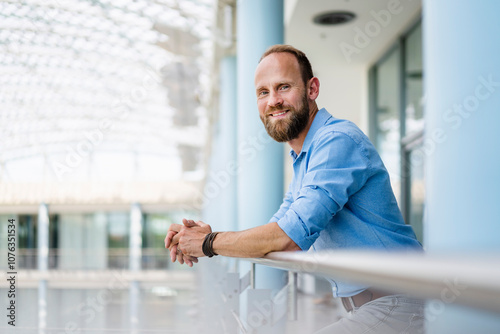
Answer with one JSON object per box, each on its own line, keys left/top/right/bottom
{"left": 259, "top": 91, "right": 268, "bottom": 96}
{"left": 280, "top": 85, "right": 289, "bottom": 90}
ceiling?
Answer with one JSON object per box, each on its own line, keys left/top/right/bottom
{"left": 0, "top": 0, "right": 215, "bottom": 207}
{"left": 286, "top": 0, "right": 422, "bottom": 66}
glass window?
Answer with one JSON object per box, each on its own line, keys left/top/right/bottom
{"left": 143, "top": 214, "right": 173, "bottom": 249}
{"left": 107, "top": 212, "right": 130, "bottom": 269}
{"left": 403, "top": 23, "right": 425, "bottom": 243}
{"left": 405, "top": 24, "right": 424, "bottom": 136}
{"left": 370, "top": 21, "right": 424, "bottom": 243}
{"left": 58, "top": 213, "right": 108, "bottom": 269}
{"left": 18, "top": 215, "right": 37, "bottom": 249}
{"left": 408, "top": 147, "right": 425, "bottom": 242}
{"left": 374, "top": 46, "right": 401, "bottom": 201}
{"left": 108, "top": 212, "right": 130, "bottom": 248}
{"left": 142, "top": 213, "right": 173, "bottom": 269}
{"left": 142, "top": 210, "right": 201, "bottom": 249}
{"left": 18, "top": 215, "right": 37, "bottom": 268}
{"left": 142, "top": 210, "right": 200, "bottom": 269}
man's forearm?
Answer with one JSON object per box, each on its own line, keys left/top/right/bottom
{"left": 212, "top": 222, "right": 300, "bottom": 258}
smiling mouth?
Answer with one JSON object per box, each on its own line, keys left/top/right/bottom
{"left": 270, "top": 110, "right": 289, "bottom": 117}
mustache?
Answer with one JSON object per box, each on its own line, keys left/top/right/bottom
{"left": 267, "top": 105, "right": 292, "bottom": 114}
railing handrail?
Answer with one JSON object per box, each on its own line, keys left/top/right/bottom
{"left": 244, "top": 250, "right": 500, "bottom": 314}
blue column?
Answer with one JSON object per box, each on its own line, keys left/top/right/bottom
{"left": 237, "top": 0, "right": 285, "bottom": 290}
{"left": 200, "top": 56, "right": 239, "bottom": 332}
{"left": 204, "top": 56, "right": 238, "bottom": 232}
{"left": 424, "top": 1, "right": 500, "bottom": 332}
{"left": 220, "top": 56, "right": 238, "bottom": 232}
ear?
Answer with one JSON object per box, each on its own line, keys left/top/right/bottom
{"left": 307, "top": 77, "right": 320, "bottom": 100}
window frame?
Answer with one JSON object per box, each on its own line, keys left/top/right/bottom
{"left": 369, "top": 18, "right": 424, "bottom": 240}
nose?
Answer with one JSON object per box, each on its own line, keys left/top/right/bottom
{"left": 268, "top": 91, "right": 283, "bottom": 108}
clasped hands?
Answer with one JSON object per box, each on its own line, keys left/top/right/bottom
{"left": 164, "top": 218, "right": 212, "bottom": 267}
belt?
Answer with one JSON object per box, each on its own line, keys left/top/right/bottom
{"left": 341, "top": 288, "right": 391, "bottom": 312}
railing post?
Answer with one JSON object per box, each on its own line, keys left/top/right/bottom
{"left": 250, "top": 262, "right": 256, "bottom": 289}
{"left": 287, "top": 271, "right": 297, "bottom": 321}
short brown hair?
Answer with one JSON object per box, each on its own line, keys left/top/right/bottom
{"left": 259, "top": 45, "right": 314, "bottom": 86}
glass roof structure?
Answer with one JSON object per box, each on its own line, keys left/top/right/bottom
{"left": 0, "top": 0, "right": 216, "bottom": 207}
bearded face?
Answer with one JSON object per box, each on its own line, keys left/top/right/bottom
{"left": 260, "top": 92, "right": 310, "bottom": 142}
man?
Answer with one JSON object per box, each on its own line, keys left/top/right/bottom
{"left": 165, "top": 45, "right": 423, "bottom": 333}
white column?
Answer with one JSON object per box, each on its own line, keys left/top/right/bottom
{"left": 37, "top": 203, "right": 49, "bottom": 271}
{"left": 218, "top": 55, "right": 238, "bottom": 232}
{"left": 129, "top": 203, "right": 142, "bottom": 271}
{"left": 37, "top": 203, "right": 49, "bottom": 334}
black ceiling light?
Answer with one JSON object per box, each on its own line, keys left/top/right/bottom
{"left": 313, "top": 11, "right": 356, "bottom": 26}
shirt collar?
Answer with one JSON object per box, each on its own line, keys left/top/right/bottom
{"left": 289, "top": 108, "right": 331, "bottom": 159}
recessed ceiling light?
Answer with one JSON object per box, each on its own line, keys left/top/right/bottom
{"left": 313, "top": 11, "right": 356, "bottom": 26}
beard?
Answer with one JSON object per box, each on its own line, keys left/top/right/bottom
{"left": 261, "top": 94, "right": 310, "bottom": 142}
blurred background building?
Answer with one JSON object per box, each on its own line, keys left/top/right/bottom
{"left": 1, "top": 0, "right": 500, "bottom": 333}
{"left": 0, "top": 0, "right": 212, "bottom": 270}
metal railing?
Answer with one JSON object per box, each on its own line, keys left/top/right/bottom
{"left": 245, "top": 250, "right": 500, "bottom": 314}
{"left": 208, "top": 250, "right": 500, "bottom": 333}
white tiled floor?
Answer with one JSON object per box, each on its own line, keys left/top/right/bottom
{"left": 0, "top": 267, "right": 345, "bottom": 334}
{"left": 0, "top": 286, "right": 198, "bottom": 334}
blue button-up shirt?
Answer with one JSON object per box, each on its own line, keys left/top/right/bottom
{"left": 270, "top": 108, "right": 422, "bottom": 297}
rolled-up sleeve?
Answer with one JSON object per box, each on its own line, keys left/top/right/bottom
{"left": 277, "top": 131, "right": 373, "bottom": 250}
